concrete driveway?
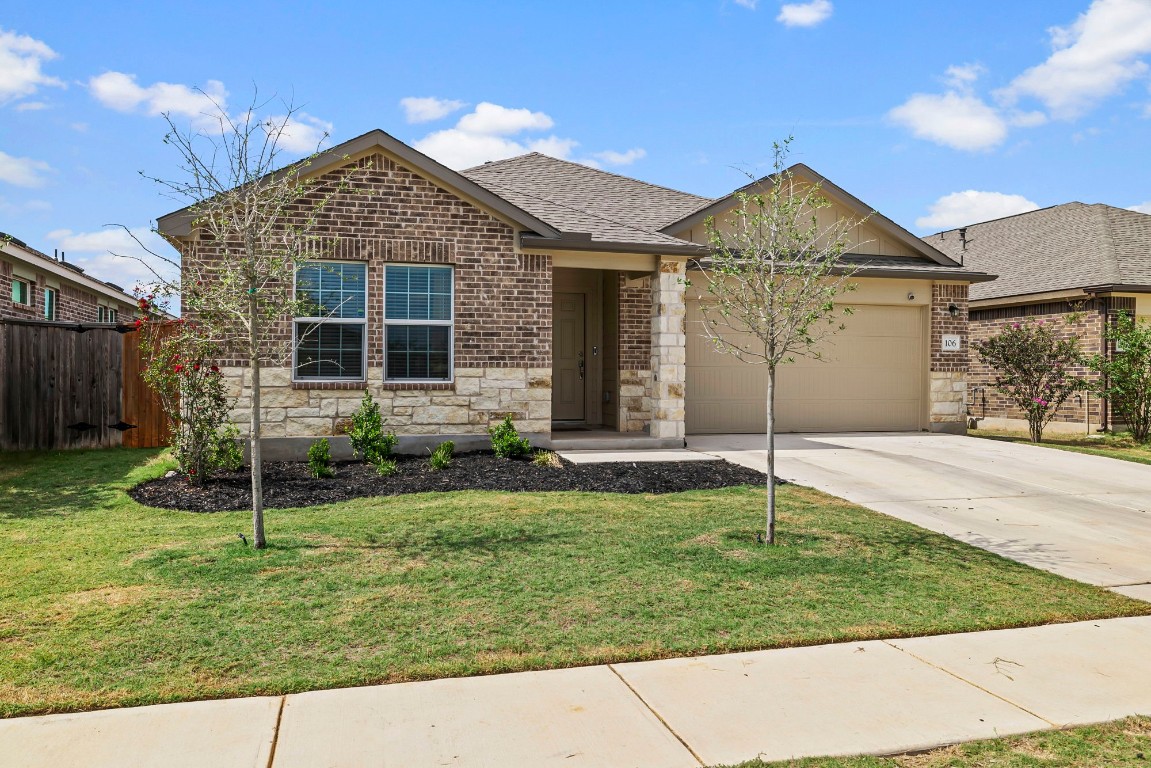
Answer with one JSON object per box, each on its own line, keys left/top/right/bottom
{"left": 689, "top": 432, "right": 1151, "bottom": 596}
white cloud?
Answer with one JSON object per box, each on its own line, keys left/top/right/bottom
{"left": 944, "top": 63, "right": 985, "bottom": 89}
{"left": 400, "top": 96, "right": 467, "bottom": 123}
{"left": 88, "top": 71, "right": 228, "bottom": 121}
{"left": 888, "top": 92, "right": 1008, "bottom": 151}
{"left": 46, "top": 227, "right": 180, "bottom": 291}
{"left": 456, "top": 102, "right": 553, "bottom": 135}
{"left": 1129, "top": 201, "right": 1151, "bottom": 213}
{"left": 0, "top": 29, "right": 63, "bottom": 105}
{"left": 265, "top": 113, "right": 332, "bottom": 153}
{"left": 0, "top": 197, "right": 51, "bottom": 216}
{"left": 916, "top": 190, "right": 1041, "bottom": 231}
{"left": 776, "top": 0, "right": 833, "bottom": 28}
{"left": 999, "top": 0, "right": 1151, "bottom": 120}
{"left": 14, "top": 100, "right": 48, "bottom": 111}
{"left": 0, "top": 150, "right": 52, "bottom": 187}
{"left": 590, "top": 148, "right": 647, "bottom": 166}
{"left": 734, "top": 0, "right": 759, "bottom": 8}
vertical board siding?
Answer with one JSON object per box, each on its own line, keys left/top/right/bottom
{"left": 0, "top": 320, "right": 171, "bottom": 450}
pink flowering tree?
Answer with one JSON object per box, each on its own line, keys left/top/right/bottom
{"left": 974, "top": 319, "right": 1086, "bottom": 443}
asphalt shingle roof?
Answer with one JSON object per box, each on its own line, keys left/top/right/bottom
{"left": 462, "top": 153, "right": 711, "bottom": 250}
{"left": 926, "top": 203, "right": 1151, "bottom": 302}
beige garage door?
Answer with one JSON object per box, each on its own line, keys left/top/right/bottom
{"left": 686, "top": 303, "right": 925, "bottom": 433}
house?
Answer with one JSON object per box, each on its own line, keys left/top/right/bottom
{"left": 1, "top": 233, "right": 138, "bottom": 324}
{"left": 929, "top": 203, "right": 1151, "bottom": 434}
{"left": 157, "top": 130, "right": 993, "bottom": 455}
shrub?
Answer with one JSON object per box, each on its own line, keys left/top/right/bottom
{"left": 212, "top": 423, "right": 244, "bottom": 472}
{"left": 532, "top": 449, "right": 562, "bottom": 468}
{"left": 1088, "top": 313, "right": 1151, "bottom": 442}
{"left": 974, "top": 319, "right": 1086, "bottom": 443}
{"left": 429, "top": 440, "right": 454, "bottom": 471}
{"left": 307, "top": 438, "right": 335, "bottom": 479}
{"left": 489, "top": 414, "right": 531, "bottom": 458}
{"left": 346, "top": 393, "right": 398, "bottom": 464}
{"left": 375, "top": 458, "right": 399, "bottom": 477}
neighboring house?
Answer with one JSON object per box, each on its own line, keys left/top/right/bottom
{"left": 0, "top": 233, "right": 138, "bottom": 324}
{"left": 157, "top": 130, "right": 993, "bottom": 454}
{"left": 928, "top": 203, "right": 1151, "bottom": 434}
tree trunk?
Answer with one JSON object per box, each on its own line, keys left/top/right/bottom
{"left": 249, "top": 297, "right": 266, "bottom": 549}
{"left": 765, "top": 364, "right": 777, "bottom": 545}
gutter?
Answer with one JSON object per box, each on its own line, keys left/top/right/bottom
{"left": 520, "top": 232, "right": 705, "bottom": 257}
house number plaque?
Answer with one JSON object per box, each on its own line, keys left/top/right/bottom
{"left": 941, "top": 334, "right": 962, "bottom": 352}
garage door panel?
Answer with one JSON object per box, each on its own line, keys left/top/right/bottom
{"left": 686, "top": 303, "right": 924, "bottom": 433}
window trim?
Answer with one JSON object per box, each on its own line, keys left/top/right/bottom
{"left": 382, "top": 263, "right": 455, "bottom": 384}
{"left": 11, "top": 277, "right": 30, "bottom": 306}
{"left": 43, "top": 286, "right": 58, "bottom": 321}
{"left": 291, "top": 259, "right": 369, "bottom": 383}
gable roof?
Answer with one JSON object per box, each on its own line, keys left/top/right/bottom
{"left": 661, "top": 163, "right": 958, "bottom": 267}
{"left": 462, "top": 153, "right": 709, "bottom": 255}
{"left": 926, "top": 203, "right": 1151, "bottom": 302}
{"left": 156, "top": 129, "right": 562, "bottom": 241}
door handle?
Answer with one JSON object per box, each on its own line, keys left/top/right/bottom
{"left": 578, "top": 351, "right": 585, "bottom": 381}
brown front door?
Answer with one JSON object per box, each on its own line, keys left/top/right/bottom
{"left": 553, "top": 292, "right": 586, "bottom": 421}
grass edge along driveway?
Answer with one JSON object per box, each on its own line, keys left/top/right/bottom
{"left": 1, "top": 448, "right": 1147, "bottom": 718}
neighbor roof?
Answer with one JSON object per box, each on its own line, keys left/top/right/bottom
{"left": 463, "top": 153, "right": 710, "bottom": 254}
{"left": 927, "top": 203, "right": 1151, "bottom": 302}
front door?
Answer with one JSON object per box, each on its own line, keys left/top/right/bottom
{"left": 552, "top": 292, "right": 586, "bottom": 421}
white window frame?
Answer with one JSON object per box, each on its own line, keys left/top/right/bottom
{"left": 382, "top": 263, "right": 454, "bottom": 384}
{"left": 10, "top": 277, "right": 30, "bottom": 306}
{"left": 292, "top": 260, "right": 369, "bottom": 383}
{"left": 108, "top": 307, "right": 118, "bottom": 323}
{"left": 43, "top": 286, "right": 58, "bottom": 321}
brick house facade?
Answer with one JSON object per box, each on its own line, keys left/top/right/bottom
{"left": 1, "top": 235, "right": 137, "bottom": 324}
{"left": 160, "top": 130, "right": 991, "bottom": 454}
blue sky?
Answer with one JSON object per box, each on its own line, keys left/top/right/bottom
{"left": 2, "top": 0, "right": 1151, "bottom": 290}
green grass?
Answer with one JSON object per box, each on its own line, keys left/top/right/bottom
{"left": 726, "top": 716, "right": 1151, "bottom": 767}
{"left": 969, "top": 428, "right": 1151, "bottom": 465}
{"left": 1, "top": 449, "right": 1147, "bottom": 718}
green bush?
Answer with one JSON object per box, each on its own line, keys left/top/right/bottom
{"left": 429, "top": 440, "right": 454, "bottom": 471}
{"left": 489, "top": 414, "right": 531, "bottom": 458}
{"left": 211, "top": 423, "right": 244, "bottom": 472}
{"left": 375, "top": 458, "right": 398, "bottom": 477}
{"left": 307, "top": 438, "right": 335, "bottom": 479}
{"left": 345, "top": 392, "right": 398, "bottom": 464}
{"left": 532, "top": 449, "right": 562, "bottom": 468}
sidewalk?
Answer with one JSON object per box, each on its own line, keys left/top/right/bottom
{"left": 4, "top": 616, "right": 1151, "bottom": 768}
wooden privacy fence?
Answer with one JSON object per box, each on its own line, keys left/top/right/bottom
{"left": 0, "top": 319, "right": 171, "bottom": 451}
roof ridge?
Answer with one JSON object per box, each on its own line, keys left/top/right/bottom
{"left": 478, "top": 177, "right": 692, "bottom": 245}
{"left": 1096, "top": 202, "right": 1123, "bottom": 284}
{"left": 925, "top": 202, "right": 1084, "bottom": 236}
{"left": 468, "top": 151, "right": 710, "bottom": 203}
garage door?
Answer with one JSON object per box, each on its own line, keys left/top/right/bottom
{"left": 686, "top": 303, "right": 925, "bottom": 433}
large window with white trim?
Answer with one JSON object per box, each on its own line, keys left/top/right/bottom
{"left": 384, "top": 265, "right": 453, "bottom": 381}
{"left": 43, "top": 287, "right": 57, "bottom": 321}
{"left": 293, "top": 261, "right": 367, "bottom": 381}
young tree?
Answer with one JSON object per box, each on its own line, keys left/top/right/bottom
{"left": 694, "top": 138, "right": 862, "bottom": 544}
{"left": 1090, "top": 313, "right": 1151, "bottom": 441}
{"left": 129, "top": 95, "right": 359, "bottom": 548}
{"left": 973, "top": 319, "right": 1085, "bottom": 443}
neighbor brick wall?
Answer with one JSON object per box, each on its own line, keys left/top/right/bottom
{"left": 0, "top": 257, "right": 134, "bottom": 323}
{"left": 968, "top": 300, "right": 1106, "bottom": 427}
{"left": 183, "top": 152, "right": 555, "bottom": 438}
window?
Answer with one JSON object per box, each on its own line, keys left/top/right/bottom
{"left": 98, "top": 306, "right": 119, "bottom": 323}
{"left": 384, "top": 265, "right": 453, "bottom": 381}
{"left": 293, "top": 261, "right": 367, "bottom": 380}
{"left": 43, "top": 287, "right": 57, "bottom": 321}
{"left": 11, "top": 278, "right": 29, "bottom": 306}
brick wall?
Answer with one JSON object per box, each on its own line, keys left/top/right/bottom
{"left": 968, "top": 301, "right": 1106, "bottom": 427}
{"left": 928, "top": 282, "right": 970, "bottom": 432}
{"left": 182, "top": 152, "right": 556, "bottom": 438}
{"left": 617, "top": 274, "right": 653, "bottom": 431}
{"left": 0, "top": 257, "right": 134, "bottom": 323}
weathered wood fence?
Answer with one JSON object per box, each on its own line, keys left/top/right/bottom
{"left": 0, "top": 319, "right": 171, "bottom": 451}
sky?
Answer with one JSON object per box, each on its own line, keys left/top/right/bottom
{"left": 2, "top": 0, "right": 1151, "bottom": 292}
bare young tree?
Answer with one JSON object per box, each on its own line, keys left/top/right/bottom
{"left": 694, "top": 138, "right": 865, "bottom": 544}
{"left": 131, "top": 94, "right": 359, "bottom": 548}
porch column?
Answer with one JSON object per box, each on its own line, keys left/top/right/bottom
{"left": 650, "top": 258, "right": 687, "bottom": 440}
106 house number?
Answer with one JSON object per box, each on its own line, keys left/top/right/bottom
{"left": 942, "top": 334, "right": 962, "bottom": 351}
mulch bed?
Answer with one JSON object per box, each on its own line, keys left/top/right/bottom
{"left": 129, "top": 451, "right": 772, "bottom": 512}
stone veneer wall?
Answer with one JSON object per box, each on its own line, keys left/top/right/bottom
{"left": 968, "top": 299, "right": 1112, "bottom": 429}
{"left": 650, "top": 259, "right": 686, "bottom": 439}
{"left": 618, "top": 274, "right": 653, "bottom": 431}
{"left": 191, "top": 152, "right": 554, "bottom": 439}
{"left": 929, "top": 283, "right": 969, "bottom": 432}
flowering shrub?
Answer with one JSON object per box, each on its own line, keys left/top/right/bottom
{"left": 137, "top": 295, "right": 238, "bottom": 483}
{"left": 974, "top": 319, "right": 1085, "bottom": 443}
{"left": 1089, "top": 313, "right": 1151, "bottom": 442}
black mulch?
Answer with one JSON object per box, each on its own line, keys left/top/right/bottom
{"left": 129, "top": 451, "right": 773, "bottom": 512}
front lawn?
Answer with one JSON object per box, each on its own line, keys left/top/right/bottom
{"left": 1, "top": 449, "right": 1146, "bottom": 718}
{"left": 730, "top": 716, "right": 1151, "bottom": 767}
{"left": 969, "top": 428, "right": 1151, "bottom": 465}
